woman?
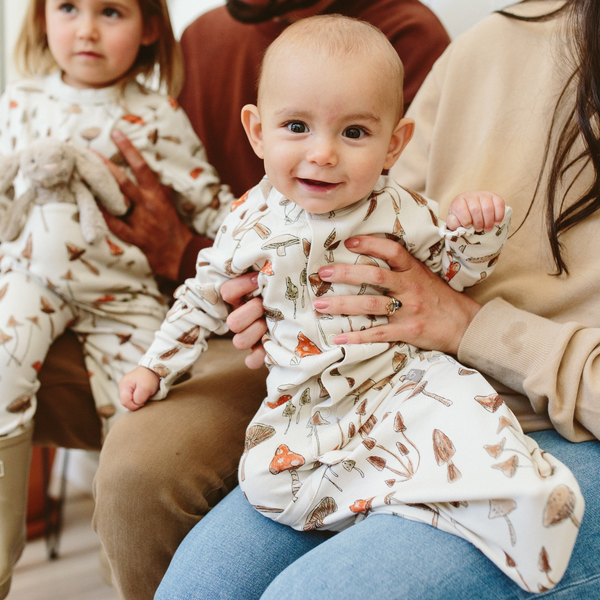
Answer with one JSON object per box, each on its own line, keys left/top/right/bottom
{"left": 154, "top": 0, "right": 600, "bottom": 598}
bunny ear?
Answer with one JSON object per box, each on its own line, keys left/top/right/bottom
{"left": 0, "top": 152, "right": 23, "bottom": 195}
{"left": 73, "top": 147, "right": 127, "bottom": 215}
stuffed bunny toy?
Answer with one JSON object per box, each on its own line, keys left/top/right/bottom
{"left": 0, "top": 138, "right": 127, "bottom": 244}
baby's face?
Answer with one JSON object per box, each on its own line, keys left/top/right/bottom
{"left": 257, "top": 52, "right": 402, "bottom": 214}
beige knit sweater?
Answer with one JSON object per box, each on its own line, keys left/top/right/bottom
{"left": 392, "top": 1, "right": 600, "bottom": 442}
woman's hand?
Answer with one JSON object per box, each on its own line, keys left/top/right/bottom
{"left": 314, "top": 236, "right": 482, "bottom": 355}
{"left": 98, "top": 130, "right": 193, "bottom": 281}
{"left": 221, "top": 273, "right": 267, "bottom": 369}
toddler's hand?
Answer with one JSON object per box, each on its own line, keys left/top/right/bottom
{"left": 446, "top": 191, "right": 505, "bottom": 232}
{"left": 119, "top": 366, "right": 160, "bottom": 411}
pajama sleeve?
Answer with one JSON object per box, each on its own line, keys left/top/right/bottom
{"left": 391, "top": 181, "right": 512, "bottom": 292}
{"left": 138, "top": 196, "right": 255, "bottom": 399}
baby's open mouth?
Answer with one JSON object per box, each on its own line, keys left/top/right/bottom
{"left": 300, "top": 178, "right": 338, "bottom": 189}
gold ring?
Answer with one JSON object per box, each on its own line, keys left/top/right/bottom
{"left": 385, "top": 295, "right": 402, "bottom": 315}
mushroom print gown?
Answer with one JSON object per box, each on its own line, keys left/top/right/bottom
{"left": 140, "top": 176, "right": 583, "bottom": 593}
{"left": 0, "top": 74, "right": 235, "bottom": 438}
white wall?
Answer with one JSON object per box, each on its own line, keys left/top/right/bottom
{"left": 1, "top": 1, "right": 517, "bottom": 95}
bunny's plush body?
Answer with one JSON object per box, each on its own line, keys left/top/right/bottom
{"left": 0, "top": 139, "right": 128, "bottom": 243}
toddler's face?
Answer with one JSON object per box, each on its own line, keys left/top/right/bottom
{"left": 45, "top": 0, "right": 157, "bottom": 89}
{"left": 254, "top": 52, "right": 403, "bottom": 214}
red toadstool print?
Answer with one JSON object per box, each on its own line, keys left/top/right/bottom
{"left": 269, "top": 444, "right": 305, "bottom": 501}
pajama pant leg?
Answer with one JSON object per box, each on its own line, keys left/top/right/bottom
{"left": 0, "top": 271, "right": 75, "bottom": 437}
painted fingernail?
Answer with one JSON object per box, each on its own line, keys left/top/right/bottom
{"left": 319, "top": 267, "right": 333, "bottom": 279}
{"left": 333, "top": 335, "right": 347, "bottom": 345}
{"left": 313, "top": 299, "right": 329, "bottom": 309}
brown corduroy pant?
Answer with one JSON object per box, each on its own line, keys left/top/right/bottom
{"left": 36, "top": 330, "right": 267, "bottom": 600}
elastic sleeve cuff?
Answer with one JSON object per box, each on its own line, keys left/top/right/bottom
{"left": 178, "top": 235, "right": 213, "bottom": 282}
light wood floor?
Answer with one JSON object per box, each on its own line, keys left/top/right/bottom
{"left": 10, "top": 493, "right": 119, "bottom": 600}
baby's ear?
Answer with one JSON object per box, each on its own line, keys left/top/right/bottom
{"left": 383, "top": 117, "right": 415, "bottom": 170}
{"left": 241, "top": 104, "right": 264, "bottom": 159}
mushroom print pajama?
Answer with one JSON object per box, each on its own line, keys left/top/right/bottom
{"left": 141, "top": 176, "right": 583, "bottom": 593}
{"left": 0, "top": 74, "right": 235, "bottom": 438}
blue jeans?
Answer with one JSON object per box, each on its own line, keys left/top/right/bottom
{"left": 155, "top": 430, "right": 600, "bottom": 599}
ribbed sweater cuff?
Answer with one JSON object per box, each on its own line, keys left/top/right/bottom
{"left": 457, "top": 297, "right": 561, "bottom": 394}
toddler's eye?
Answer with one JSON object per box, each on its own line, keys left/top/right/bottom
{"left": 103, "top": 7, "right": 121, "bottom": 18}
{"left": 59, "top": 3, "right": 76, "bottom": 13}
{"left": 343, "top": 127, "right": 366, "bottom": 139}
{"left": 286, "top": 122, "right": 308, "bottom": 134}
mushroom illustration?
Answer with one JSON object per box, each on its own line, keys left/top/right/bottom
{"left": 239, "top": 423, "right": 276, "bottom": 481}
{"left": 176, "top": 325, "right": 200, "bottom": 348}
{"left": 484, "top": 438, "right": 506, "bottom": 459}
{"left": 292, "top": 332, "right": 322, "bottom": 365}
{"left": 538, "top": 546, "right": 556, "bottom": 587}
{"left": 488, "top": 499, "right": 517, "bottom": 546}
{"left": 354, "top": 255, "right": 379, "bottom": 294}
{"left": 432, "top": 429, "right": 461, "bottom": 482}
{"left": 197, "top": 284, "right": 218, "bottom": 305}
{"left": 342, "top": 459, "right": 364, "bottom": 478}
{"left": 407, "top": 380, "right": 453, "bottom": 407}
{"left": 393, "top": 411, "right": 420, "bottom": 474}
{"left": 21, "top": 233, "right": 33, "bottom": 261}
{"left": 40, "top": 296, "right": 57, "bottom": 339}
{"left": 366, "top": 456, "right": 410, "bottom": 479}
{"left": 307, "top": 411, "right": 330, "bottom": 455}
{"left": 283, "top": 400, "right": 296, "bottom": 434}
{"left": 363, "top": 436, "right": 412, "bottom": 476}
{"left": 543, "top": 485, "right": 581, "bottom": 528}
{"left": 303, "top": 496, "right": 338, "bottom": 531}
{"left": 285, "top": 277, "right": 299, "bottom": 317}
{"left": 497, "top": 415, "right": 518, "bottom": 434}
{"left": 458, "top": 367, "right": 477, "bottom": 376}
{"left": 475, "top": 393, "right": 504, "bottom": 412}
{"left": 350, "top": 497, "right": 375, "bottom": 516}
{"left": 300, "top": 266, "right": 307, "bottom": 308}
{"left": 308, "top": 271, "right": 332, "bottom": 297}
{"left": 263, "top": 306, "right": 284, "bottom": 333}
{"left": 66, "top": 243, "right": 99, "bottom": 275}
{"left": 6, "top": 393, "right": 33, "bottom": 414}
{"left": 296, "top": 388, "right": 311, "bottom": 423}
{"left": 392, "top": 352, "right": 408, "bottom": 372}
{"left": 492, "top": 455, "right": 519, "bottom": 477}
{"left": 261, "top": 234, "right": 300, "bottom": 256}
{"left": 266, "top": 394, "right": 291, "bottom": 410}
{"left": 269, "top": 444, "right": 305, "bottom": 501}
{"left": 504, "top": 552, "right": 531, "bottom": 592}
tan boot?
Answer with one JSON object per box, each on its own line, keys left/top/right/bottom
{"left": 0, "top": 423, "right": 33, "bottom": 600}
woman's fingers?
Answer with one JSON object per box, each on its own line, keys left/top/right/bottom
{"left": 221, "top": 273, "right": 259, "bottom": 309}
{"left": 315, "top": 235, "right": 482, "bottom": 354}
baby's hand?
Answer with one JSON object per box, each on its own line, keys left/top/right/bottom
{"left": 119, "top": 366, "right": 160, "bottom": 411}
{"left": 446, "top": 191, "right": 505, "bottom": 232}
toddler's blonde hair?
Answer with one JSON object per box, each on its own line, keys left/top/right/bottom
{"left": 14, "top": 0, "right": 183, "bottom": 96}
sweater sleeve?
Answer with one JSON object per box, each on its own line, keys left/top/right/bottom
{"left": 458, "top": 299, "right": 599, "bottom": 442}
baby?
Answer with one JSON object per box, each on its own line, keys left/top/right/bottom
{"left": 121, "top": 15, "right": 582, "bottom": 592}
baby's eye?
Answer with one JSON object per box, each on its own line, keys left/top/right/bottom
{"left": 59, "top": 3, "right": 77, "bottom": 13}
{"left": 343, "top": 127, "right": 366, "bottom": 139}
{"left": 286, "top": 121, "right": 308, "bottom": 134}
